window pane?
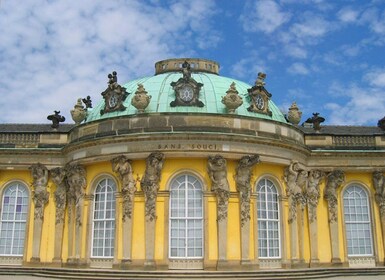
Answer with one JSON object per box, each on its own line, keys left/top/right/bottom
{"left": 92, "top": 178, "right": 116, "bottom": 258}
{"left": 169, "top": 174, "right": 203, "bottom": 258}
{"left": 343, "top": 185, "right": 373, "bottom": 257}
{"left": 256, "top": 179, "right": 280, "bottom": 259}
{"left": 0, "top": 183, "right": 29, "bottom": 256}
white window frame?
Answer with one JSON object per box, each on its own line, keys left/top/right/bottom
{"left": 256, "top": 178, "right": 281, "bottom": 259}
{"left": 169, "top": 174, "right": 204, "bottom": 260}
{"left": 343, "top": 184, "right": 374, "bottom": 257}
{"left": 91, "top": 178, "right": 116, "bottom": 258}
{"left": 0, "top": 182, "right": 29, "bottom": 256}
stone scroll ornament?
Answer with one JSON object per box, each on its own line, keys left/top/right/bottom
{"left": 65, "top": 163, "right": 87, "bottom": 226}
{"left": 373, "top": 171, "right": 385, "bottom": 217}
{"left": 283, "top": 160, "right": 305, "bottom": 224}
{"left": 235, "top": 155, "right": 260, "bottom": 227}
{"left": 50, "top": 167, "right": 68, "bottom": 225}
{"left": 112, "top": 155, "right": 137, "bottom": 221}
{"left": 208, "top": 155, "right": 230, "bottom": 222}
{"left": 140, "top": 152, "right": 165, "bottom": 222}
{"left": 324, "top": 170, "right": 345, "bottom": 223}
{"left": 29, "top": 163, "right": 50, "bottom": 220}
{"left": 306, "top": 170, "right": 325, "bottom": 223}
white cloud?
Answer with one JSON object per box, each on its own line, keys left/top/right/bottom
{"left": 337, "top": 7, "right": 359, "bottom": 23}
{"left": 325, "top": 83, "right": 385, "bottom": 125}
{"left": 290, "top": 14, "right": 332, "bottom": 43}
{"left": 365, "top": 69, "right": 385, "bottom": 88}
{"left": 240, "top": 0, "right": 290, "bottom": 34}
{"left": 0, "top": 0, "right": 220, "bottom": 123}
{"left": 287, "top": 63, "right": 309, "bottom": 75}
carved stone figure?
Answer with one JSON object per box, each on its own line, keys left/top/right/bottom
{"left": 182, "top": 60, "right": 192, "bottom": 80}
{"left": 131, "top": 84, "right": 152, "bottom": 113}
{"left": 287, "top": 102, "right": 302, "bottom": 125}
{"left": 235, "top": 155, "right": 260, "bottom": 226}
{"left": 208, "top": 155, "right": 230, "bottom": 222}
{"left": 70, "top": 98, "right": 87, "bottom": 125}
{"left": 283, "top": 161, "right": 303, "bottom": 223}
{"left": 112, "top": 155, "right": 137, "bottom": 221}
{"left": 304, "top": 112, "right": 325, "bottom": 132}
{"left": 50, "top": 167, "right": 68, "bottom": 225}
{"left": 247, "top": 72, "right": 272, "bottom": 116}
{"left": 29, "top": 163, "right": 49, "bottom": 220}
{"left": 141, "top": 152, "right": 165, "bottom": 222}
{"left": 306, "top": 170, "right": 325, "bottom": 223}
{"left": 222, "top": 82, "right": 243, "bottom": 114}
{"left": 65, "top": 163, "right": 87, "bottom": 226}
{"left": 373, "top": 171, "right": 385, "bottom": 216}
{"left": 324, "top": 170, "right": 345, "bottom": 223}
{"left": 82, "top": 95, "right": 92, "bottom": 109}
{"left": 47, "top": 111, "right": 65, "bottom": 129}
{"left": 100, "top": 71, "right": 129, "bottom": 115}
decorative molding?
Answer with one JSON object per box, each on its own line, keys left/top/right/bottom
{"left": 208, "top": 155, "right": 230, "bottom": 222}
{"left": 0, "top": 133, "right": 39, "bottom": 145}
{"left": 348, "top": 257, "right": 375, "bottom": 268}
{"left": 259, "top": 258, "right": 282, "bottom": 269}
{"left": 333, "top": 136, "right": 375, "bottom": 147}
{"left": 141, "top": 152, "right": 165, "bottom": 222}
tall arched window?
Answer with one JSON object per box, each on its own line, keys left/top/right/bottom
{"left": 91, "top": 178, "right": 116, "bottom": 258}
{"left": 0, "top": 182, "right": 29, "bottom": 256}
{"left": 343, "top": 185, "right": 373, "bottom": 256}
{"left": 256, "top": 178, "right": 280, "bottom": 258}
{"left": 169, "top": 174, "right": 203, "bottom": 259}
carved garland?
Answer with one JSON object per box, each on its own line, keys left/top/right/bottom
{"left": 50, "top": 167, "right": 68, "bottom": 225}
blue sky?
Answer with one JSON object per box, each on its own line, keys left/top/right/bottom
{"left": 1, "top": 0, "right": 385, "bottom": 125}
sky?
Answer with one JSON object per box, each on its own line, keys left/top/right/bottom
{"left": 0, "top": 0, "right": 385, "bottom": 126}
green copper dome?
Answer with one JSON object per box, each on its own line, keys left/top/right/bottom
{"left": 85, "top": 58, "right": 287, "bottom": 123}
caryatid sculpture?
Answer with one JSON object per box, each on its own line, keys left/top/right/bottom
{"left": 65, "top": 163, "right": 87, "bottom": 226}
{"left": 30, "top": 163, "right": 49, "bottom": 220}
{"left": 235, "top": 155, "right": 260, "bottom": 226}
{"left": 306, "top": 170, "right": 325, "bottom": 223}
{"left": 208, "top": 155, "right": 230, "bottom": 222}
{"left": 112, "top": 155, "right": 137, "bottom": 221}
{"left": 324, "top": 170, "right": 345, "bottom": 223}
{"left": 141, "top": 152, "right": 165, "bottom": 222}
{"left": 50, "top": 167, "right": 67, "bottom": 225}
{"left": 283, "top": 160, "right": 304, "bottom": 223}
{"left": 373, "top": 171, "right": 385, "bottom": 217}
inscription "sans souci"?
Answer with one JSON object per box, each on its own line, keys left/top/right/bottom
{"left": 157, "top": 143, "right": 218, "bottom": 150}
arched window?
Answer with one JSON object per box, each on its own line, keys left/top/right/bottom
{"left": 91, "top": 178, "right": 116, "bottom": 258}
{"left": 0, "top": 182, "right": 29, "bottom": 256}
{"left": 343, "top": 185, "right": 373, "bottom": 256}
{"left": 169, "top": 174, "right": 203, "bottom": 259}
{"left": 256, "top": 178, "right": 280, "bottom": 258}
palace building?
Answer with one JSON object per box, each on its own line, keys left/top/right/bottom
{"left": 1, "top": 58, "right": 385, "bottom": 273}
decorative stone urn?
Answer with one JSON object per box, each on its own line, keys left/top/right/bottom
{"left": 70, "top": 98, "right": 87, "bottom": 125}
{"left": 222, "top": 82, "right": 243, "bottom": 113}
{"left": 131, "top": 84, "right": 152, "bottom": 113}
{"left": 287, "top": 102, "right": 302, "bottom": 125}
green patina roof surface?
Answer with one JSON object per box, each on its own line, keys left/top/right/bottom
{"left": 86, "top": 72, "right": 287, "bottom": 123}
